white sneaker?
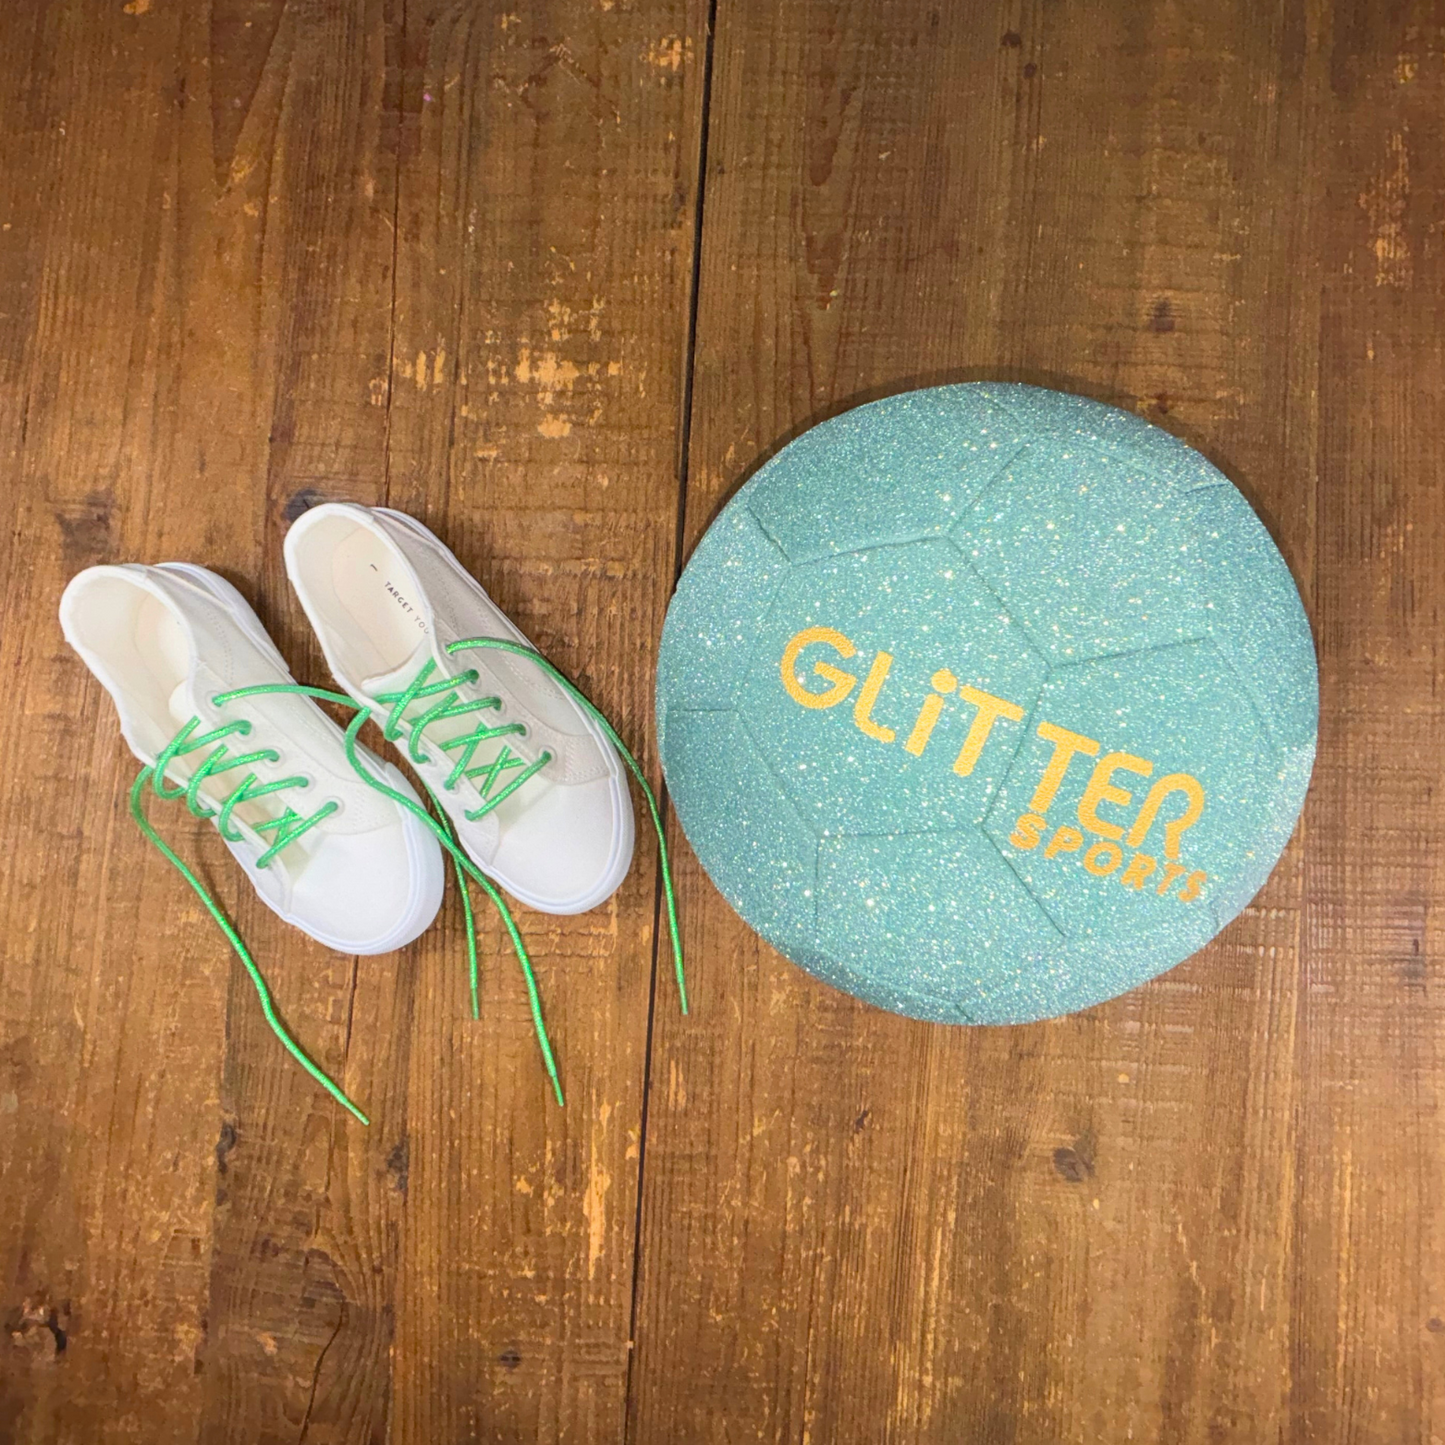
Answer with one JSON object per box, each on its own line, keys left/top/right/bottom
{"left": 283, "top": 503, "right": 635, "bottom": 915}
{"left": 60, "top": 562, "right": 445, "bottom": 957}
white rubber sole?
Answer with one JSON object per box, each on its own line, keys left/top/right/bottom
{"left": 154, "top": 562, "right": 446, "bottom": 954}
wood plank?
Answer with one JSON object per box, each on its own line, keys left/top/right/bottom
{"left": 1294, "top": 5, "right": 1445, "bottom": 1440}
{"left": 0, "top": 1, "right": 406, "bottom": 1440}
{"left": 625, "top": 1, "right": 1401, "bottom": 1440}
{"left": 379, "top": 2, "right": 705, "bottom": 1441}
{"left": 0, "top": 3, "right": 227, "bottom": 1440}
{"left": 190, "top": 2, "right": 412, "bottom": 1439}
{"left": 2, "top": 0, "right": 707, "bottom": 1439}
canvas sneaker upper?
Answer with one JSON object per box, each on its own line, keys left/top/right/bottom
{"left": 60, "top": 561, "right": 445, "bottom": 955}
{"left": 283, "top": 503, "right": 635, "bottom": 915}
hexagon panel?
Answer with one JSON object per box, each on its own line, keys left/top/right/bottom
{"left": 816, "top": 827, "right": 1063, "bottom": 1008}
{"left": 747, "top": 387, "right": 1028, "bottom": 563}
{"left": 954, "top": 446, "right": 1205, "bottom": 666}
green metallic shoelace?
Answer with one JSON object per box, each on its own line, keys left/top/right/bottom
{"left": 441, "top": 637, "right": 685, "bottom": 1018}
{"left": 129, "top": 715, "right": 364, "bottom": 1120}
{"left": 371, "top": 655, "right": 550, "bottom": 820}
{"left": 128, "top": 639, "right": 686, "bottom": 1123}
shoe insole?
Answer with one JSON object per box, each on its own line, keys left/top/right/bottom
{"left": 330, "top": 527, "right": 430, "bottom": 680}
{"left": 131, "top": 592, "right": 191, "bottom": 731}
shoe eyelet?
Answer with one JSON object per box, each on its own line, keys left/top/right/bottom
{"left": 327, "top": 797, "right": 346, "bottom": 817}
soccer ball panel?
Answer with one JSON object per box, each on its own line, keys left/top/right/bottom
{"left": 973, "top": 382, "right": 1220, "bottom": 493}
{"left": 816, "top": 828, "right": 1063, "bottom": 1008}
{"left": 746, "top": 387, "right": 1028, "bottom": 563}
{"left": 955, "top": 447, "right": 1204, "bottom": 667}
{"left": 655, "top": 501, "right": 788, "bottom": 737}
{"left": 660, "top": 706, "right": 821, "bottom": 961}
{"left": 1181, "top": 484, "right": 1319, "bottom": 754}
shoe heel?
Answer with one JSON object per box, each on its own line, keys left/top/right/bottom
{"left": 153, "top": 562, "right": 295, "bottom": 677}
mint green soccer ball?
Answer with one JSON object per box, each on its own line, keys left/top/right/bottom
{"left": 655, "top": 384, "right": 1317, "bottom": 1024}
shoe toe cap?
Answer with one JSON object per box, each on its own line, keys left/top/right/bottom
{"left": 491, "top": 775, "right": 634, "bottom": 914}
{"left": 284, "top": 814, "right": 444, "bottom": 953}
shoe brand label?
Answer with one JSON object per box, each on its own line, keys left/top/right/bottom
{"left": 370, "top": 564, "right": 429, "bottom": 633}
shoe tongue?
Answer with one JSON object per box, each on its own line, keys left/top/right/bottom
{"left": 360, "top": 641, "right": 433, "bottom": 700}
{"left": 167, "top": 678, "right": 197, "bottom": 726}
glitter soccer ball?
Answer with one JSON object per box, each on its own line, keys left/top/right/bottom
{"left": 655, "top": 383, "right": 1317, "bottom": 1024}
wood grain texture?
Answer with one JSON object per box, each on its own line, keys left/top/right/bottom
{"left": 1, "top": 1, "right": 1441, "bottom": 1442}
{"left": 0, "top": 0, "right": 703, "bottom": 1441}
{"left": 629, "top": 2, "right": 1442, "bottom": 1443}
{"left": 378, "top": 1, "right": 704, "bottom": 1440}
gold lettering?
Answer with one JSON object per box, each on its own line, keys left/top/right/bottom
{"left": 1126, "top": 773, "right": 1205, "bottom": 859}
{"left": 780, "top": 626, "right": 858, "bottom": 709}
{"left": 1119, "top": 853, "right": 1157, "bottom": 890}
{"left": 1044, "top": 825, "right": 1084, "bottom": 859}
{"left": 1029, "top": 721, "right": 1102, "bottom": 814}
{"left": 1079, "top": 752, "right": 1154, "bottom": 840}
{"left": 952, "top": 686, "right": 1025, "bottom": 777}
{"left": 1083, "top": 840, "right": 1123, "bottom": 876}
{"left": 1008, "top": 812, "right": 1047, "bottom": 850}
{"left": 852, "top": 651, "right": 897, "bottom": 743}
{"left": 903, "top": 668, "right": 958, "bottom": 756}
{"left": 1177, "top": 870, "right": 1207, "bottom": 903}
{"left": 1154, "top": 861, "right": 1187, "bottom": 896}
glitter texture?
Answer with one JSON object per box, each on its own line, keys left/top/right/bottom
{"left": 656, "top": 383, "right": 1318, "bottom": 1024}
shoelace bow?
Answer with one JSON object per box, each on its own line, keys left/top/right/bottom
{"left": 129, "top": 636, "right": 686, "bottom": 1123}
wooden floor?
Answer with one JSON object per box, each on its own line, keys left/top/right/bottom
{"left": 2, "top": 1, "right": 1442, "bottom": 1441}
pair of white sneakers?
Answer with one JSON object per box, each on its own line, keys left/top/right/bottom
{"left": 61, "top": 503, "right": 684, "bottom": 1121}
